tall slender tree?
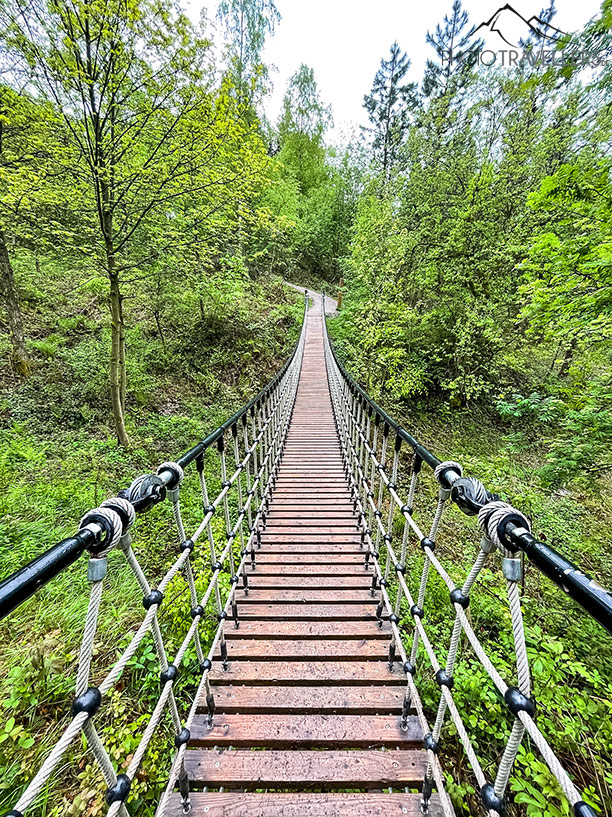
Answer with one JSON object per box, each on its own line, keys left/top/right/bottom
{"left": 422, "top": 0, "right": 481, "bottom": 98}
{"left": 363, "top": 42, "right": 417, "bottom": 178}
{"left": 217, "top": 0, "right": 280, "bottom": 109}
{"left": 278, "top": 64, "right": 331, "bottom": 194}
{"left": 0, "top": 87, "right": 33, "bottom": 377}
{"left": 0, "top": 0, "right": 221, "bottom": 445}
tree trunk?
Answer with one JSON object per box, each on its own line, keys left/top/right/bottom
{"left": 0, "top": 228, "right": 30, "bottom": 377}
{"left": 109, "top": 264, "right": 129, "bottom": 446}
{"left": 119, "top": 290, "right": 126, "bottom": 417}
{"left": 558, "top": 336, "right": 577, "bottom": 378}
{"left": 100, "top": 160, "right": 129, "bottom": 446}
{"left": 153, "top": 309, "right": 167, "bottom": 355}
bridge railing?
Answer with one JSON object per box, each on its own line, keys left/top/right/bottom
{"left": 1, "top": 294, "right": 308, "bottom": 817}
{"left": 322, "top": 292, "right": 608, "bottom": 817}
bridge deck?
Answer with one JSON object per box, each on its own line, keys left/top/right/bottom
{"left": 167, "top": 296, "right": 443, "bottom": 815}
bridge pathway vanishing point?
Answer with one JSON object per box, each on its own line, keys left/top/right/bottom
{"left": 4, "top": 289, "right": 609, "bottom": 817}
{"left": 167, "top": 294, "right": 447, "bottom": 816}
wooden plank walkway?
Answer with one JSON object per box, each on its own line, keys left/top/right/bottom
{"left": 167, "top": 295, "right": 443, "bottom": 816}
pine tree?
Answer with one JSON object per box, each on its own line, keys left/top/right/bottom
{"left": 363, "top": 42, "right": 417, "bottom": 178}
{"left": 423, "top": 0, "right": 481, "bottom": 98}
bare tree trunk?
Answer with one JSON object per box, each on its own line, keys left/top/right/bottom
{"left": 0, "top": 228, "right": 30, "bottom": 377}
{"left": 153, "top": 309, "right": 167, "bottom": 354}
{"left": 119, "top": 291, "right": 126, "bottom": 417}
{"left": 109, "top": 262, "right": 129, "bottom": 446}
{"left": 100, "top": 157, "right": 129, "bottom": 445}
{"left": 558, "top": 336, "right": 577, "bottom": 378}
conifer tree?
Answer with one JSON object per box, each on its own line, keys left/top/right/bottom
{"left": 363, "top": 42, "right": 417, "bottom": 178}
{"left": 423, "top": 0, "right": 481, "bottom": 98}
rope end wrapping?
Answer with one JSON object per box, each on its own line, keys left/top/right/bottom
{"left": 78, "top": 506, "right": 124, "bottom": 557}
{"left": 433, "top": 460, "right": 463, "bottom": 490}
{"left": 478, "top": 501, "right": 532, "bottom": 552}
{"left": 157, "top": 461, "right": 185, "bottom": 502}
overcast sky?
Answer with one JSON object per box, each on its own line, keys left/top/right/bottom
{"left": 198, "top": 0, "right": 603, "bottom": 137}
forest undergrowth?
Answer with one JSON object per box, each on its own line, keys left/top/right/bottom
{"left": 328, "top": 316, "right": 612, "bottom": 817}
{"left": 0, "top": 270, "right": 302, "bottom": 813}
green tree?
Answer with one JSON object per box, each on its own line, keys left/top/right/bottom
{"left": 0, "top": 0, "right": 223, "bottom": 445}
{"left": 422, "top": 0, "right": 481, "bottom": 98}
{"left": 217, "top": 0, "right": 280, "bottom": 108}
{"left": 278, "top": 64, "right": 331, "bottom": 194}
{"left": 363, "top": 42, "right": 417, "bottom": 178}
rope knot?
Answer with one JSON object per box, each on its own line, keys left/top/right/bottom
{"left": 157, "top": 461, "right": 184, "bottom": 489}
{"left": 120, "top": 473, "right": 166, "bottom": 512}
{"left": 79, "top": 506, "right": 123, "bottom": 557}
{"left": 433, "top": 460, "right": 463, "bottom": 488}
{"left": 478, "top": 500, "right": 531, "bottom": 552}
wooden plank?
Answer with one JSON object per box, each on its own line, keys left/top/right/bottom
{"left": 269, "top": 505, "right": 356, "bottom": 512}
{"left": 238, "top": 590, "right": 374, "bottom": 604}
{"left": 248, "top": 566, "right": 371, "bottom": 576}
{"left": 280, "top": 460, "right": 344, "bottom": 464}
{"left": 199, "top": 686, "right": 405, "bottom": 714}
{"left": 189, "top": 714, "right": 422, "bottom": 748}
{"left": 236, "top": 604, "right": 381, "bottom": 620}
{"left": 209, "top": 661, "right": 403, "bottom": 685}
{"left": 183, "top": 748, "right": 425, "bottom": 786}
{"left": 262, "top": 528, "right": 359, "bottom": 538}
{"left": 255, "top": 554, "right": 364, "bottom": 565}
{"left": 218, "top": 639, "right": 387, "bottom": 661}
{"left": 271, "top": 498, "right": 353, "bottom": 502}
{"left": 272, "top": 488, "right": 351, "bottom": 494}
{"left": 223, "top": 620, "right": 389, "bottom": 639}
{"left": 270, "top": 498, "right": 354, "bottom": 503}
{"left": 257, "top": 544, "right": 363, "bottom": 553}
{"left": 265, "top": 513, "right": 356, "bottom": 520}
{"left": 245, "top": 578, "right": 372, "bottom": 590}
{"left": 277, "top": 477, "right": 347, "bottom": 482}
{"left": 258, "top": 535, "right": 362, "bottom": 544}
{"left": 165, "top": 793, "right": 445, "bottom": 816}
{"left": 263, "top": 519, "right": 358, "bottom": 527}
{"left": 278, "top": 468, "right": 346, "bottom": 474}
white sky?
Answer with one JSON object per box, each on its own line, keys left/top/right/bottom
{"left": 191, "top": 0, "right": 604, "bottom": 137}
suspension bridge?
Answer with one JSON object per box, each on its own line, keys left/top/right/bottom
{"left": 1, "top": 290, "right": 611, "bottom": 817}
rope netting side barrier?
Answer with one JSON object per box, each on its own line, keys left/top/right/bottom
{"left": 321, "top": 293, "right": 609, "bottom": 817}
{"left": 1, "top": 295, "right": 308, "bottom": 817}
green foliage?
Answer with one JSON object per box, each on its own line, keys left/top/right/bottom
{"left": 274, "top": 65, "right": 358, "bottom": 281}
{"left": 363, "top": 41, "right": 417, "bottom": 177}
{"left": 496, "top": 393, "right": 562, "bottom": 424}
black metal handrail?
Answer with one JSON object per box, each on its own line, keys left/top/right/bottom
{"left": 0, "top": 292, "right": 309, "bottom": 621}
{"left": 322, "top": 292, "right": 612, "bottom": 636}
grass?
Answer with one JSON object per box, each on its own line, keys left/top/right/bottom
{"left": 0, "top": 275, "right": 303, "bottom": 815}
{"left": 326, "top": 313, "right": 612, "bottom": 817}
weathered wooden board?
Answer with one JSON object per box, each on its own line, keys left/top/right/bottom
{"left": 165, "top": 793, "right": 445, "bottom": 817}
{"left": 184, "top": 748, "right": 424, "bottom": 786}
{"left": 197, "top": 686, "right": 406, "bottom": 715}
{"left": 189, "top": 714, "right": 422, "bottom": 748}
{"left": 217, "top": 639, "right": 387, "bottom": 661}
{"left": 223, "top": 620, "right": 388, "bottom": 639}
{"left": 208, "top": 661, "right": 403, "bottom": 685}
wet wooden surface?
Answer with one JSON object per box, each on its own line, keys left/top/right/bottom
{"left": 167, "top": 293, "right": 443, "bottom": 816}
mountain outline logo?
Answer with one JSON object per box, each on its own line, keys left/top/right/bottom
{"left": 474, "top": 3, "right": 568, "bottom": 48}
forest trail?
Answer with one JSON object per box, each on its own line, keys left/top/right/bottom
{"left": 165, "top": 295, "right": 446, "bottom": 816}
